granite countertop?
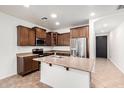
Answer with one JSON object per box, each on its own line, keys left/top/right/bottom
{"left": 33, "top": 55, "right": 95, "bottom": 72}
{"left": 16, "top": 50, "right": 70, "bottom": 57}
{"left": 44, "top": 50, "right": 70, "bottom": 54}
{"left": 16, "top": 53, "right": 38, "bottom": 57}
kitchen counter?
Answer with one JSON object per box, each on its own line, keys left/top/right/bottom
{"left": 33, "top": 55, "right": 95, "bottom": 88}
{"left": 16, "top": 52, "right": 38, "bottom": 57}
{"left": 44, "top": 50, "right": 70, "bottom": 56}
{"left": 33, "top": 55, "right": 95, "bottom": 72}
{"left": 44, "top": 50, "right": 70, "bottom": 53}
{"left": 16, "top": 50, "right": 70, "bottom": 57}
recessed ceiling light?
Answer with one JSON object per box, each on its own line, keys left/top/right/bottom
{"left": 51, "top": 13, "right": 57, "bottom": 18}
{"left": 24, "top": 5, "right": 30, "bottom": 8}
{"left": 55, "top": 22, "right": 60, "bottom": 26}
{"left": 103, "top": 24, "right": 108, "bottom": 27}
{"left": 90, "top": 12, "right": 95, "bottom": 17}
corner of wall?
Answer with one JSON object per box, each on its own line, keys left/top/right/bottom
{"left": 109, "top": 58, "right": 124, "bottom": 74}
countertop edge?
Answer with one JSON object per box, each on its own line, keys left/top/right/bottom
{"left": 33, "top": 57, "right": 94, "bottom": 73}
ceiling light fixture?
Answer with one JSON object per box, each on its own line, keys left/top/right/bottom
{"left": 55, "top": 22, "right": 60, "bottom": 26}
{"left": 51, "top": 13, "right": 57, "bottom": 18}
{"left": 90, "top": 12, "right": 95, "bottom": 17}
{"left": 24, "top": 5, "right": 30, "bottom": 8}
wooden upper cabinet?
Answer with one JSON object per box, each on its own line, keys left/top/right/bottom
{"left": 63, "top": 33, "right": 70, "bottom": 46}
{"left": 46, "top": 32, "right": 51, "bottom": 46}
{"left": 17, "top": 25, "right": 47, "bottom": 46}
{"left": 17, "top": 25, "right": 30, "bottom": 46}
{"left": 33, "top": 27, "right": 46, "bottom": 39}
{"left": 46, "top": 32, "right": 58, "bottom": 46}
{"left": 58, "top": 34, "right": 63, "bottom": 46}
{"left": 70, "top": 29, "right": 79, "bottom": 38}
{"left": 58, "top": 32, "right": 70, "bottom": 46}
{"left": 53, "top": 32, "right": 58, "bottom": 45}
{"left": 84, "top": 26, "right": 89, "bottom": 38}
{"left": 28, "top": 29, "right": 36, "bottom": 46}
{"left": 70, "top": 25, "right": 89, "bottom": 38}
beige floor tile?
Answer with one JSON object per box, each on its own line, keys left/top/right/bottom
{"left": 0, "top": 58, "right": 124, "bottom": 88}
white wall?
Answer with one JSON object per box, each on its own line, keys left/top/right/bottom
{"left": 108, "top": 22, "right": 124, "bottom": 73}
{"left": 89, "top": 20, "right": 96, "bottom": 59}
{"left": 53, "top": 28, "right": 70, "bottom": 51}
{"left": 0, "top": 12, "right": 53, "bottom": 79}
{"left": 54, "top": 28, "right": 70, "bottom": 34}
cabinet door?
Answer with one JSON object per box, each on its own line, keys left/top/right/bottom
{"left": 78, "top": 28, "right": 85, "bottom": 37}
{"left": 58, "top": 34, "right": 63, "bottom": 46}
{"left": 63, "top": 33, "right": 70, "bottom": 46}
{"left": 53, "top": 33, "right": 58, "bottom": 45}
{"left": 46, "top": 33, "right": 52, "bottom": 46}
{"left": 70, "top": 29, "right": 79, "bottom": 38}
{"left": 17, "top": 26, "right": 29, "bottom": 46}
{"left": 79, "top": 26, "right": 89, "bottom": 37}
{"left": 84, "top": 26, "right": 89, "bottom": 38}
{"left": 31, "top": 56, "right": 39, "bottom": 71}
{"left": 73, "top": 30, "right": 78, "bottom": 38}
{"left": 36, "top": 28, "right": 46, "bottom": 39}
{"left": 23, "top": 56, "right": 32, "bottom": 74}
{"left": 70, "top": 26, "right": 89, "bottom": 38}
{"left": 28, "top": 29, "right": 35, "bottom": 46}
{"left": 41, "top": 30, "right": 46, "bottom": 38}
{"left": 58, "top": 33, "right": 70, "bottom": 46}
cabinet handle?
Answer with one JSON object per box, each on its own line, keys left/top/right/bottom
{"left": 49, "top": 63, "right": 52, "bottom": 67}
{"left": 65, "top": 67, "right": 69, "bottom": 71}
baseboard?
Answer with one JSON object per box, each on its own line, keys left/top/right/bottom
{"left": 109, "top": 58, "right": 124, "bottom": 74}
{"left": 0, "top": 73, "right": 17, "bottom": 80}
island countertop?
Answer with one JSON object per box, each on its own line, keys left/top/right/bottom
{"left": 33, "top": 55, "right": 95, "bottom": 72}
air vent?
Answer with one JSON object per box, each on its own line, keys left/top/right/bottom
{"left": 117, "top": 5, "right": 124, "bottom": 10}
{"left": 41, "top": 17, "right": 48, "bottom": 22}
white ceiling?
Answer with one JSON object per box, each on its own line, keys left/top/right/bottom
{"left": 0, "top": 5, "right": 118, "bottom": 30}
{"left": 94, "top": 10, "right": 124, "bottom": 34}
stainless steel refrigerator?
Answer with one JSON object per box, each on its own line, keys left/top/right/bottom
{"left": 70, "top": 38, "right": 86, "bottom": 58}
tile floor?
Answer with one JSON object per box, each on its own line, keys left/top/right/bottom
{"left": 0, "top": 71, "right": 51, "bottom": 88}
{"left": 0, "top": 58, "right": 124, "bottom": 88}
{"left": 92, "top": 58, "right": 124, "bottom": 88}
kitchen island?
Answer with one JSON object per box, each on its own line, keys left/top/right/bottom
{"left": 33, "top": 55, "right": 95, "bottom": 88}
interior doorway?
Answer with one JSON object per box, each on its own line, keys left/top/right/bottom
{"left": 96, "top": 36, "right": 107, "bottom": 58}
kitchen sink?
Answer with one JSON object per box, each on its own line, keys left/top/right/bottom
{"left": 51, "top": 55, "right": 63, "bottom": 58}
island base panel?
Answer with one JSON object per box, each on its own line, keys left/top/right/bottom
{"left": 40, "top": 62, "right": 90, "bottom": 88}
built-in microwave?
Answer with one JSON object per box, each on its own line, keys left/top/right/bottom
{"left": 36, "top": 38, "right": 45, "bottom": 46}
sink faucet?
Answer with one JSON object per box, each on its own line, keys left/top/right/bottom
{"left": 54, "top": 52, "right": 56, "bottom": 55}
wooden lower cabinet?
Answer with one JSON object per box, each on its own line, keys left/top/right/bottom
{"left": 17, "top": 55, "right": 39, "bottom": 76}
